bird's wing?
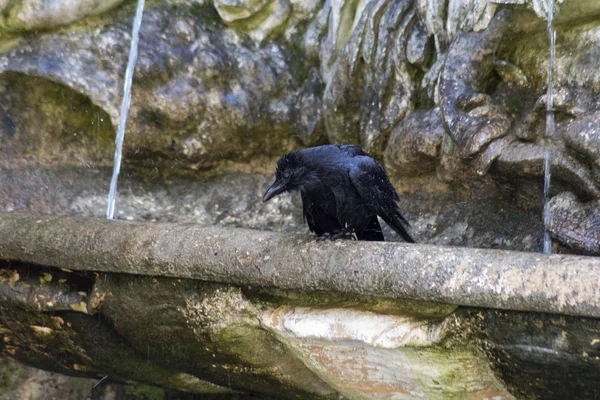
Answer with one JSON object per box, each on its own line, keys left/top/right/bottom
{"left": 347, "top": 156, "right": 414, "bottom": 242}
{"left": 301, "top": 190, "right": 345, "bottom": 237}
{"left": 347, "top": 156, "right": 401, "bottom": 211}
{"left": 301, "top": 191, "right": 321, "bottom": 235}
{"left": 338, "top": 144, "right": 368, "bottom": 157}
{"left": 355, "top": 215, "right": 385, "bottom": 241}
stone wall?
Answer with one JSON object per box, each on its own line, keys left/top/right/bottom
{"left": 0, "top": 0, "right": 598, "bottom": 253}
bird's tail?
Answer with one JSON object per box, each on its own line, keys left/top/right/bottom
{"left": 356, "top": 216, "right": 385, "bottom": 241}
{"left": 382, "top": 211, "right": 414, "bottom": 243}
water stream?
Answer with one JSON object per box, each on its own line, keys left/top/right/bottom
{"left": 106, "top": 0, "right": 146, "bottom": 219}
{"left": 543, "top": 0, "right": 556, "bottom": 254}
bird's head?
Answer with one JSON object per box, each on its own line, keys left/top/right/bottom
{"left": 263, "top": 151, "right": 307, "bottom": 202}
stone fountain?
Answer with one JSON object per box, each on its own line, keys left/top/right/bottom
{"left": 0, "top": 0, "right": 599, "bottom": 398}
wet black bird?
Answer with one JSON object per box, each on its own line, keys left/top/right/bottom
{"left": 262, "top": 144, "right": 414, "bottom": 242}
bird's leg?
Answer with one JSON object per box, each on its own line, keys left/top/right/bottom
{"left": 316, "top": 228, "right": 355, "bottom": 241}
{"left": 329, "top": 230, "right": 355, "bottom": 241}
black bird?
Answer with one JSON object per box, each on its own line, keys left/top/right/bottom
{"left": 262, "top": 144, "right": 414, "bottom": 242}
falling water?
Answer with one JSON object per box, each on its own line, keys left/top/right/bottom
{"left": 106, "top": 0, "right": 146, "bottom": 219}
{"left": 543, "top": 0, "right": 556, "bottom": 254}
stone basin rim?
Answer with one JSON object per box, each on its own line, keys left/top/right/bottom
{"left": 0, "top": 211, "right": 598, "bottom": 319}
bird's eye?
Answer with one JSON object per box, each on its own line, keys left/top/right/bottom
{"left": 283, "top": 171, "right": 291, "bottom": 179}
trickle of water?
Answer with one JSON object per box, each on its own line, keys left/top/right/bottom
{"left": 106, "top": 0, "right": 146, "bottom": 219}
{"left": 543, "top": 151, "right": 552, "bottom": 253}
{"left": 543, "top": 0, "right": 556, "bottom": 254}
{"left": 93, "top": 375, "right": 108, "bottom": 389}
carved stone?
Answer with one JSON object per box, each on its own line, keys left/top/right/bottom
{"left": 1, "top": 0, "right": 600, "bottom": 397}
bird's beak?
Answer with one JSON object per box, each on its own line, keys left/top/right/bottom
{"left": 262, "top": 180, "right": 286, "bottom": 202}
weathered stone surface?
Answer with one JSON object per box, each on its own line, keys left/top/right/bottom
{"left": 213, "top": 0, "right": 272, "bottom": 23}
{"left": 0, "top": 357, "right": 198, "bottom": 399}
{"left": 294, "top": 67, "right": 326, "bottom": 146}
{"left": 0, "top": 212, "right": 596, "bottom": 318}
{"left": 546, "top": 191, "right": 600, "bottom": 255}
{"left": 0, "top": 357, "right": 98, "bottom": 400}
{"left": 213, "top": 0, "right": 321, "bottom": 43}
{"left": 479, "top": 308, "right": 600, "bottom": 400}
{"left": 384, "top": 108, "right": 445, "bottom": 175}
{"left": 504, "top": 10, "right": 600, "bottom": 199}
{"left": 439, "top": 9, "right": 520, "bottom": 170}
{"left": 0, "top": 260, "right": 514, "bottom": 399}
{"left": 0, "top": 161, "right": 545, "bottom": 252}
{"left": 0, "top": 4, "right": 304, "bottom": 163}
{"left": 431, "top": 2, "right": 600, "bottom": 253}
{"left": 95, "top": 276, "right": 338, "bottom": 399}
{"left": 0, "top": 0, "right": 123, "bottom": 32}
{"left": 0, "top": 0, "right": 598, "bottom": 222}
{"left": 493, "top": 143, "right": 600, "bottom": 199}
{"left": 321, "top": 0, "right": 424, "bottom": 154}
{"left": 0, "top": 73, "right": 116, "bottom": 165}
{"left": 1, "top": 0, "right": 600, "bottom": 396}
{"left": 263, "top": 307, "right": 510, "bottom": 399}
{"left": 2, "top": 219, "right": 600, "bottom": 398}
{"left": 564, "top": 110, "right": 600, "bottom": 179}
{"left": 0, "top": 270, "right": 236, "bottom": 396}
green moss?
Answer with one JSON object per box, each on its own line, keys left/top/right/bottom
{"left": 0, "top": 72, "right": 115, "bottom": 163}
{"left": 246, "top": 287, "right": 458, "bottom": 319}
{"left": 0, "top": 358, "right": 30, "bottom": 393}
{"left": 402, "top": 346, "right": 508, "bottom": 400}
{"left": 122, "top": 382, "right": 165, "bottom": 399}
